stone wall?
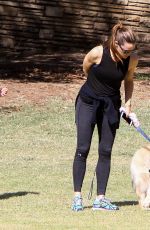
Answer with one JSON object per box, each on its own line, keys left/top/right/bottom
{"left": 0, "top": 0, "right": 149, "bottom": 54}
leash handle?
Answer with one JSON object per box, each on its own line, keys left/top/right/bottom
{"left": 88, "top": 170, "right": 96, "bottom": 200}
{"left": 119, "top": 107, "right": 140, "bottom": 128}
{"left": 120, "top": 110, "right": 132, "bottom": 126}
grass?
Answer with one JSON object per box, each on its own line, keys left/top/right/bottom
{"left": 0, "top": 96, "right": 149, "bottom": 230}
{"left": 135, "top": 73, "right": 150, "bottom": 80}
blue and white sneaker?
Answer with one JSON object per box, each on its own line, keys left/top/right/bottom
{"left": 72, "top": 195, "right": 83, "bottom": 211}
{"left": 92, "top": 197, "right": 119, "bottom": 211}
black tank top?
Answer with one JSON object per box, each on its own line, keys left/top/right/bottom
{"left": 86, "top": 47, "right": 130, "bottom": 96}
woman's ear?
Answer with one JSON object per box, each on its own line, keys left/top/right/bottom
{"left": 115, "top": 40, "right": 118, "bottom": 47}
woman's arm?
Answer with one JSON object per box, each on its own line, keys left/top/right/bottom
{"left": 83, "top": 45, "right": 103, "bottom": 76}
{"left": 124, "top": 54, "right": 138, "bottom": 116}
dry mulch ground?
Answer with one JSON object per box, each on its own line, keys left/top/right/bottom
{"left": 0, "top": 78, "right": 149, "bottom": 112}
{"left": 0, "top": 51, "right": 149, "bottom": 110}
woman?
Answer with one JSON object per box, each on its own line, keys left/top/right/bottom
{"left": 72, "top": 22, "right": 138, "bottom": 211}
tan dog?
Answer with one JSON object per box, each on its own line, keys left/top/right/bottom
{"left": 131, "top": 144, "right": 150, "bottom": 209}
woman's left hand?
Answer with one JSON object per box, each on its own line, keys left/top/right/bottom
{"left": 125, "top": 104, "right": 131, "bottom": 117}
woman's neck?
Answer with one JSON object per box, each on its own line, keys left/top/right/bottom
{"left": 110, "top": 48, "right": 117, "bottom": 62}
{"left": 110, "top": 48, "right": 122, "bottom": 63}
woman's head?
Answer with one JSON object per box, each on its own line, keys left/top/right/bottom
{"left": 108, "top": 22, "right": 136, "bottom": 61}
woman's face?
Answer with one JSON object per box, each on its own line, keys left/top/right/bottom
{"left": 116, "top": 41, "right": 136, "bottom": 59}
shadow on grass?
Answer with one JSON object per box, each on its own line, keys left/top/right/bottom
{"left": 0, "top": 191, "right": 40, "bottom": 200}
{"left": 84, "top": 200, "right": 138, "bottom": 209}
{"left": 0, "top": 51, "right": 84, "bottom": 83}
{"left": 114, "top": 200, "right": 138, "bottom": 206}
{"left": 0, "top": 50, "right": 149, "bottom": 83}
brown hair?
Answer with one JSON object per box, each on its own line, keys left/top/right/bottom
{"left": 106, "top": 22, "right": 136, "bottom": 62}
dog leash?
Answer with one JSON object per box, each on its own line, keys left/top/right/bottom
{"left": 136, "top": 127, "right": 150, "bottom": 142}
{"left": 88, "top": 169, "right": 96, "bottom": 200}
{"left": 120, "top": 107, "right": 150, "bottom": 142}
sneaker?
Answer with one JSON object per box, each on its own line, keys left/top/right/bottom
{"left": 72, "top": 195, "right": 83, "bottom": 211}
{"left": 92, "top": 197, "right": 119, "bottom": 211}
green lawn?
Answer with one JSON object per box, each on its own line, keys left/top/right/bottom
{"left": 0, "top": 97, "right": 149, "bottom": 230}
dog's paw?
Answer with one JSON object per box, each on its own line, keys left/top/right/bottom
{"left": 142, "top": 206, "right": 150, "bottom": 210}
{"left": 142, "top": 198, "right": 150, "bottom": 209}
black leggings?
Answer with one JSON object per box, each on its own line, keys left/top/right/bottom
{"left": 73, "top": 96, "right": 117, "bottom": 195}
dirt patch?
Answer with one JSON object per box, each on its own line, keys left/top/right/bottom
{"left": 0, "top": 51, "right": 149, "bottom": 109}
{"left": 0, "top": 77, "right": 149, "bottom": 111}
{"left": 0, "top": 78, "right": 82, "bottom": 109}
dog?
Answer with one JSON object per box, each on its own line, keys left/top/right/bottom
{"left": 131, "top": 144, "right": 150, "bottom": 209}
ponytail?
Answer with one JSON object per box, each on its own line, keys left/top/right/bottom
{"left": 111, "top": 22, "right": 123, "bottom": 47}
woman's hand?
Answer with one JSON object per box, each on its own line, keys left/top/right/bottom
{"left": 0, "top": 87, "right": 8, "bottom": 96}
{"left": 125, "top": 104, "right": 131, "bottom": 117}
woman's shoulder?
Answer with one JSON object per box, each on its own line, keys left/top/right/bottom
{"left": 87, "top": 45, "right": 103, "bottom": 64}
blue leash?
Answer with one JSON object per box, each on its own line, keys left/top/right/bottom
{"left": 120, "top": 109, "right": 150, "bottom": 142}
{"left": 135, "top": 126, "right": 150, "bottom": 142}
